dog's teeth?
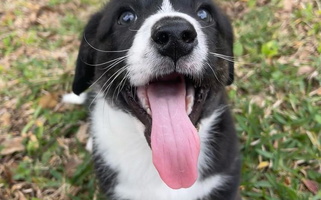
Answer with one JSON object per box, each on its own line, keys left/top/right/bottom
{"left": 186, "top": 96, "right": 194, "bottom": 115}
{"left": 186, "top": 86, "right": 195, "bottom": 115}
{"left": 147, "top": 108, "right": 151, "bottom": 115}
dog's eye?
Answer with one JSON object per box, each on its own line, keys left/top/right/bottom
{"left": 197, "top": 9, "right": 212, "bottom": 22}
{"left": 118, "top": 11, "right": 136, "bottom": 25}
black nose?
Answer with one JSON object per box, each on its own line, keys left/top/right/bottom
{"left": 151, "top": 17, "right": 198, "bottom": 63}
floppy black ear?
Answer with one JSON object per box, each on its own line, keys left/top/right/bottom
{"left": 215, "top": 10, "right": 234, "bottom": 85}
{"left": 72, "top": 12, "right": 103, "bottom": 95}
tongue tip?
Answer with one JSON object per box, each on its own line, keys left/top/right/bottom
{"left": 158, "top": 171, "right": 198, "bottom": 190}
{"left": 153, "top": 158, "right": 199, "bottom": 189}
{"left": 166, "top": 176, "right": 198, "bottom": 190}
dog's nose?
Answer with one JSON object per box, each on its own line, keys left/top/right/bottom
{"left": 151, "top": 17, "right": 197, "bottom": 63}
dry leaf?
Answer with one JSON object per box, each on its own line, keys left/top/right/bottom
{"left": 297, "top": 66, "right": 315, "bottom": 76}
{"left": 1, "top": 12, "right": 16, "bottom": 24}
{"left": 16, "top": 191, "right": 27, "bottom": 200}
{"left": 309, "top": 71, "right": 319, "bottom": 80}
{"left": 0, "top": 78, "right": 5, "bottom": 90}
{"left": 302, "top": 179, "right": 319, "bottom": 195}
{"left": 284, "top": 177, "right": 291, "bottom": 186}
{"left": 257, "top": 161, "right": 270, "bottom": 169}
{"left": 0, "top": 137, "right": 25, "bottom": 155}
{"left": 49, "top": 155, "right": 62, "bottom": 167}
{"left": 76, "top": 123, "right": 89, "bottom": 144}
{"left": 0, "top": 111, "right": 11, "bottom": 127}
{"left": 273, "top": 140, "right": 279, "bottom": 149}
{"left": 250, "top": 95, "right": 266, "bottom": 108}
{"left": 283, "top": 0, "right": 293, "bottom": 12}
{"left": 2, "top": 165, "right": 14, "bottom": 185}
{"left": 64, "top": 157, "right": 82, "bottom": 178}
{"left": 39, "top": 93, "right": 59, "bottom": 109}
{"left": 309, "top": 88, "right": 321, "bottom": 96}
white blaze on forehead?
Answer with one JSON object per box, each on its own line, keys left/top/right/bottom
{"left": 160, "top": 0, "right": 174, "bottom": 12}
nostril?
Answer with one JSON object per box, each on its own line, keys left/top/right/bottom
{"left": 181, "top": 30, "right": 197, "bottom": 44}
{"left": 153, "top": 31, "right": 170, "bottom": 45}
{"left": 151, "top": 17, "right": 198, "bottom": 62}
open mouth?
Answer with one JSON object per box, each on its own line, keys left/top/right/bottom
{"left": 122, "top": 73, "right": 209, "bottom": 189}
{"left": 137, "top": 74, "right": 195, "bottom": 116}
{"left": 123, "top": 73, "right": 209, "bottom": 143}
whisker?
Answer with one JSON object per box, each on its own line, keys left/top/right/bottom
{"left": 89, "top": 90, "right": 103, "bottom": 111}
{"left": 103, "top": 67, "right": 128, "bottom": 103}
{"left": 84, "top": 33, "right": 129, "bottom": 53}
{"left": 131, "top": 84, "right": 136, "bottom": 103}
{"left": 89, "top": 80, "right": 109, "bottom": 110}
{"left": 206, "top": 62, "right": 225, "bottom": 86}
{"left": 129, "top": 28, "right": 139, "bottom": 32}
{"left": 210, "top": 52, "right": 258, "bottom": 66}
{"left": 200, "top": 23, "right": 215, "bottom": 29}
{"left": 89, "top": 67, "right": 126, "bottom": 109}
{"left": 209, "top": 52, "right": 235, "bottom": 63}
{"left": 80, "top": 55, "right": 128, "bottom": 67}
{"left": 89, "top": 70, "right": 109, "bottom": 90}
{"left": 102, "top": 57, "right": 127, "bottom": 69}
{"left": 113, "top": 70, "right": 130, "bottom": 102}
{"left": 88, "top": 58, "right": 126, "bottom": 89}
{"left": 209, "top": 52, "right": 235, "bottom": 59}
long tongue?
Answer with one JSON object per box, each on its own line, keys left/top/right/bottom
{"left": 147, "top": 78, "right": 200, "bottom": 189}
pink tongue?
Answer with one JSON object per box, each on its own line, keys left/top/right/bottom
{"left": 147, "top": 78, "right": 200, "bottom": 189}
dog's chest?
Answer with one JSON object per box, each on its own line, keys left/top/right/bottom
{"left": 92, "top": 97, "right": 226, "bottom": 200}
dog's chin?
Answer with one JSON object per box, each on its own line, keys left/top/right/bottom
{"left": 122, "top": 72, "right": 209, "bottom": 146}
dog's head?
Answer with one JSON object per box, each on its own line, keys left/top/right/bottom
{"left": 73, "top": 0, "right": 234, "bottom": 189}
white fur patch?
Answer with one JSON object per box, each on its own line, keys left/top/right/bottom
{"left": 92, "top": 96, "right": 227, "bottom": 200}
{"left": 62, "top": 92, "right": 87, "bottom": 105}
{"left": 160, "top": 0, "right": 174, "bottom": 12}
{"left": 126, "top": 2, "right": 208, "bottom": 86}
{"left": 86, "top": 136, "right": 93, "bottom": 152}
{"left": 198, "top": 106, "right": 227, "bottom": 174}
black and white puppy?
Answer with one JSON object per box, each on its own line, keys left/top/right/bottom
{"left": 72, "top": 0, "right": 241, "bottom": 199}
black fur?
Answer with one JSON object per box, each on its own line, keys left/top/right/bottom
{"left": 72, "top": 0, "right": 240, "bottom": 199}
{"left": 72, "top": 0, "right": 234, "bottom": 95}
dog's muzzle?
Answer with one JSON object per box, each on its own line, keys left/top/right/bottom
{"left": 151, "top": 17, "right": 198, "bottom": 63}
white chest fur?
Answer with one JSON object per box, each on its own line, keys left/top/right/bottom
{"left": 92, "top": 97, "right": 227, "bottom": 200}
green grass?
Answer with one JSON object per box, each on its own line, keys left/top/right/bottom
{"left": 0, "top": 0, "right": 320, "bottom": 199}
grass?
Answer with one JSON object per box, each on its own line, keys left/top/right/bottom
{"left": 0, "top": 0, "right": 320, "bottom": 199}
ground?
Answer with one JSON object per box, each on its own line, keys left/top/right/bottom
{"left": 0, "top": 0, "right": 320, "bottom": 199}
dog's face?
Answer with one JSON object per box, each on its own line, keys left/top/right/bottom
{"left": 73, "top": 0, "right": 234, "bottom": 190}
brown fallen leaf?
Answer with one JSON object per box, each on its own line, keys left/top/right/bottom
{"left": 0, "top": 111, "right": 11, "bottom": 127}
{"left": 283, "top": 0, "right": 293, "bottom": 12}
{"left": 39, "top": 93, "right": 59, "bottom": 109}
{"left": 309, "top": 71, "right": 319, "bottom": 80}
{"left": 309, "top": 88, "right": 321, "bottom": 96}
{"left": 250, "top": 95, "right": 266, "bottom": 108}
{"left": 16, "top": 190, "right": 27, "bottom": 200}
{"left": 64, "top": 157, "right": 83, "bottom": 178}
{"left": 302, "top": 179, "right": 319, "bottom": 195}
{"left": 76, "top": 123, "right": 89, "bottom": 144}
{"left": 0, "top": 137, "right": 25, "bottom": 155}
{"left": 297, "top": 66, "right": 315, "bottom": 76}
{"left": 0, "top": 12, "right": 16, "bottom": 25}
{"left": 284, "top": 177, "right": 291, "bottom": 186}
{"left": 2, "top": 165, "right": 14, "bottom": 185}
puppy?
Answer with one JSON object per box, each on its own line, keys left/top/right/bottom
{"left": 72, "top": 0, "right": 241, "bottom": 199}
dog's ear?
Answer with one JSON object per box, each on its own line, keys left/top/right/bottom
{"left": 215, "top": 10, "right": 234, "bottom": 85}
{"left": 72, "top": 12, "right": 103, "bottom": 95}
